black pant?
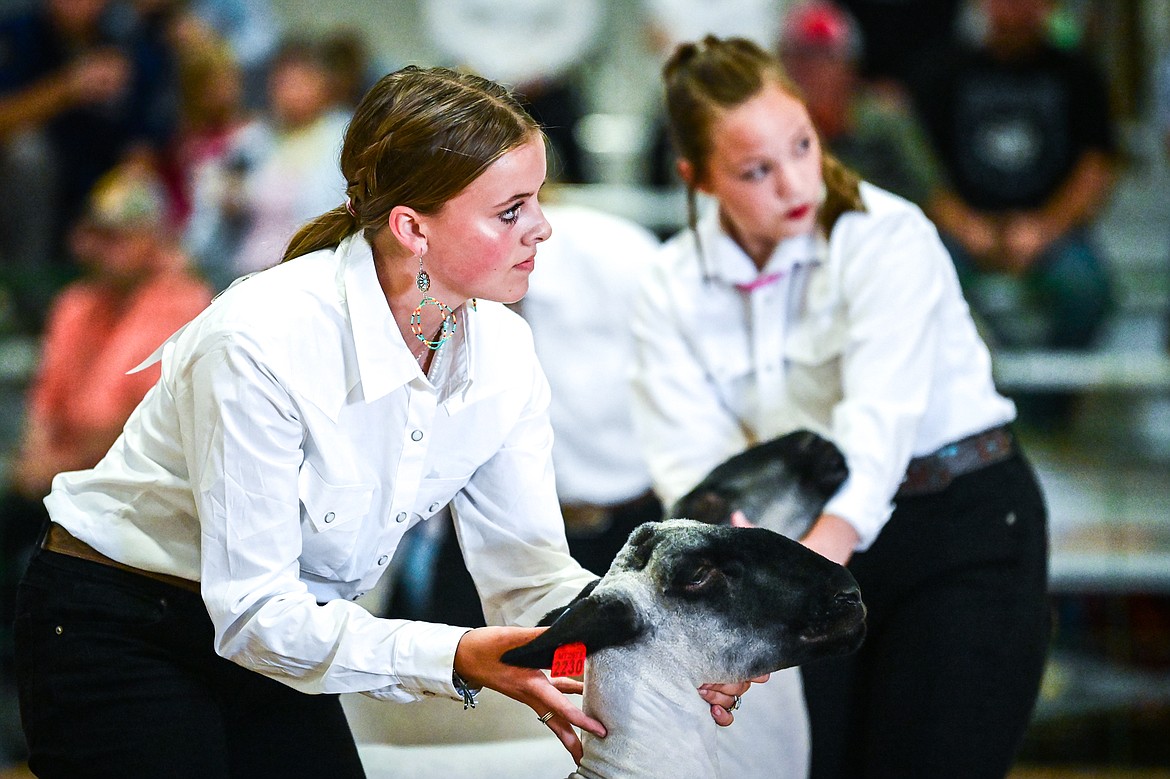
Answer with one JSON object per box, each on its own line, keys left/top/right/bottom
{"left": 802, "top": 452, "right": 1051, "bottom": 779}
{"left": 14, "top": 549, "right": 366, "bottom": 778}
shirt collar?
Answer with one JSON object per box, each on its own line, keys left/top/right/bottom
{"left": 340, "top": 234, "right": 474, "bottom": 407}
{"left": 697, "top": 205, "right": 820, "bottom": 288}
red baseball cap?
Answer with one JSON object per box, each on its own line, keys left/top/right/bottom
{"left": 778, "top": 2, "right": 863, "bottom": 59}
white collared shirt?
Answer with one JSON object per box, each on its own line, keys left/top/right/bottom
{"left": 46, "top": 234, "right": 594, "bottom": 702}
{"left": 631, "top": 184, "right": 1016, "bottom": 549}
{"left": 521, "top": 204, "right": 660, "bottom": 506}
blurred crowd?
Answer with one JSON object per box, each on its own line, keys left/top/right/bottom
{"left": 0, "top": 0, "right": 1157, "bottom": 767}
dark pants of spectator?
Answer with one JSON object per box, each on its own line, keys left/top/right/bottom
{"left": 14, "top": 548, "right": 366, "bottom": 779}
{"left": 802, "top": 451, "right": 1051, "bottom": 779}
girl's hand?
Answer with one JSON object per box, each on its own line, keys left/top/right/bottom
{"left": 700, "top": 674, "right": 770, "bottom": 726}
{"left": 454, "top": 626, "right": 606, "bottom": 765}
{"left": 800, "top": 513, "right": 859, "bottom": 566}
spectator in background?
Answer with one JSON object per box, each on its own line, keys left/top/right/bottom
{"left": 321, "top": 27, "right": 390, "bottom": 114}
{"left": 0, "top": 0, "right": 178, "bottom": 333}
{"left": 837, "top": 0, "right": 964, "bottom": 94}
{"left": 911, "top": 0, "right": 1118, "bottom": 429}
{"left": 166, "top": 39, "right": 253, "bottom": 233}
{"left": 778, "top": 1, "right": 944, "bottom": 208}
{"left": 184, "top": 37, "right": 347, "bottom": 290}
{"left": 0, "top": 160, "right": 211, "bottom": 714}
{"left": 421, "top": 0, "right": 604, "bottom": 183}
{"left": 183, "top": 0, "right": 281, "bottom": 109}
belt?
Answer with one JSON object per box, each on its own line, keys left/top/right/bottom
{"left": 561, "top": 489, "right": 658, "bottom": 534}
{"left": 896, "top": 426, "right": 1015, "bottom": 499}
{"left": 41, "top": 522, "right": 201, "bottom": 594}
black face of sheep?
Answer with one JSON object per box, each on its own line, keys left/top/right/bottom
{"left": 503, "top": 520, "right": 865, "bottom": 682}
{"left": 671, "top": 430, "right": 849, "bottom": 540}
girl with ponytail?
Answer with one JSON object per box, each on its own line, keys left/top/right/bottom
{"left": 633, "top": 35, "right": 1050, "bottom": 778}
{"left": 14, "top": 64, "right": 759, "bottom": 776}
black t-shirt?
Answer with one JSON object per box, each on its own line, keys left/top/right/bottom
{"left": 838, "top": 0, "right": 964, "bottom": 85}
{"left": 912, "top": 43, "right": 1116, "bottom": 212}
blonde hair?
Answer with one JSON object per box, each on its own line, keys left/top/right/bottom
{"left": 281, "top": 65, "right": 542, "bottom": 263}
{"left": 662, "top": 35, "right": 864, "bottom": 239}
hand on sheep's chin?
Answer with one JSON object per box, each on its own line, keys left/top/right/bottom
{"left": 700, "top": 673, "right": 770, "bottom": 726}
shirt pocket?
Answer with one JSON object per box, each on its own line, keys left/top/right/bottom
{"left": 784, "top": 316, "right": 846, "bottom": 412}
{"left": 692, "top": 330, "right": 754, "bottom": 419}
{"left": 298, "top": 461, "right": 374, "bottom": 578}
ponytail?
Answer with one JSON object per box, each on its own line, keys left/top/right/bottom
{"left": 282, "top": 205, "right": 356, "bottom": 263}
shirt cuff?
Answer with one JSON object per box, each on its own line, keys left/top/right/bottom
{"left": 379, "top": 623, "right": 472, "bottom": 703}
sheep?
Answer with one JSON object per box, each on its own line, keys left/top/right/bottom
{"left": 502, "top": 518, "right": 866, "bottom": 779}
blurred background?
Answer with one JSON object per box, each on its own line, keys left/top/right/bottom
{"left": 0, "top": 0, "right": 1167, "bottom": 776}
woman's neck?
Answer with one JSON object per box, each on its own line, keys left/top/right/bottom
{"left": 718, "top": 211, "right": 775, "bottom": 271}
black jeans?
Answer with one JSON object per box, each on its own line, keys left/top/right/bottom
{"left": 14, "top": 549, "right": 366, "bottom": 778}
{"left": 802, "top": 452, "right": 1051, "bottom": 779}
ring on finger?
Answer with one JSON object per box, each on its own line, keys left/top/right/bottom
{"left": 538, "top": 711, "right": 555, "bottom": 724}
{"left": 729, "top": 695, "right": 742, "bottom": 712}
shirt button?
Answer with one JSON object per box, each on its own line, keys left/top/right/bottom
{"left": 428, "top": 502, "right": 442, "bottom": 513}
{"left": 411, "top": 430, "right": 424, "bottom": 442}
{"left": 395, "top": 512, "right": 408, "bottom": 523}
{"left": 377, "top": 555, "right": 389, "bottom": 565}
{"left": 324, "top": 512, "right": 336, "bottom": 524}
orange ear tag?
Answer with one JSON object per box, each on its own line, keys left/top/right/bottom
{"left": 550, "top": 642, "right": 587, "bottom": 677}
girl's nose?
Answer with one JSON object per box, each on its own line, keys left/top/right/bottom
{"left": 773, "top": 164, "right": 796, "bottom": 198}
{"left": 530, "top": 204, "right": 552, "bottom": 244}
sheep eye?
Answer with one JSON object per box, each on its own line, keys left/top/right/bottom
{"left": 683, "top": 564, "right": 717, "bottom": 592}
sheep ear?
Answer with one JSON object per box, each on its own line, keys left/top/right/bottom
{"left": 787, "top": 430, "right": 849, "bottom": 496}
{"left": 500, "top": 592, "right": 645, "bottom": 670}
{"left": 535, "top": 579, "right": 601, "bottom": 627}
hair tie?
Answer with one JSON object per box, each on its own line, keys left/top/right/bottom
{"left": 345, "top": 198, "right": 356, "bottom": 217}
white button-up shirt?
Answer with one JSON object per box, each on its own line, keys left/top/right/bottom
{"left": 521, "top": 204, "right": 660, "bottom": 506}
{"left": 632, "top": 184, "right": 1016, "bottom": 549}
{"left": 46, "top": 233, "right": 594, "bottom": 702}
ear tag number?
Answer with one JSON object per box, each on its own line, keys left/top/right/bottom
{"left": 550, "top": 642, "right": 587, "bottom": 677}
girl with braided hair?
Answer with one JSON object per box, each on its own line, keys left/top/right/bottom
{"left": 633, "top": 36, "right": 1051, "bottom": 778}
{"left": 14, "top": 65, "right": 754, "bottom": 777}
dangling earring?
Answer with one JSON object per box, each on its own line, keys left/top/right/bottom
{"left": 415, "top": 254, "right": 430, "bottom": 294}
{"left": 411, "top": 252, "right": 456, "bottom": 350}
{"left": 410, "top": 297, "right": 457, "bottom": 350}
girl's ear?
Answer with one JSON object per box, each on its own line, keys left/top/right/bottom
{"left": 677, "top": 158, "right": 711, "bottom": 195}
{"left": 387, "top": 205, "right": 427, "bottom": 257}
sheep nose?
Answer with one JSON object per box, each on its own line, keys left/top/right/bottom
{"left": 834, "top": 585, "right": 862, "bottom": 607}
